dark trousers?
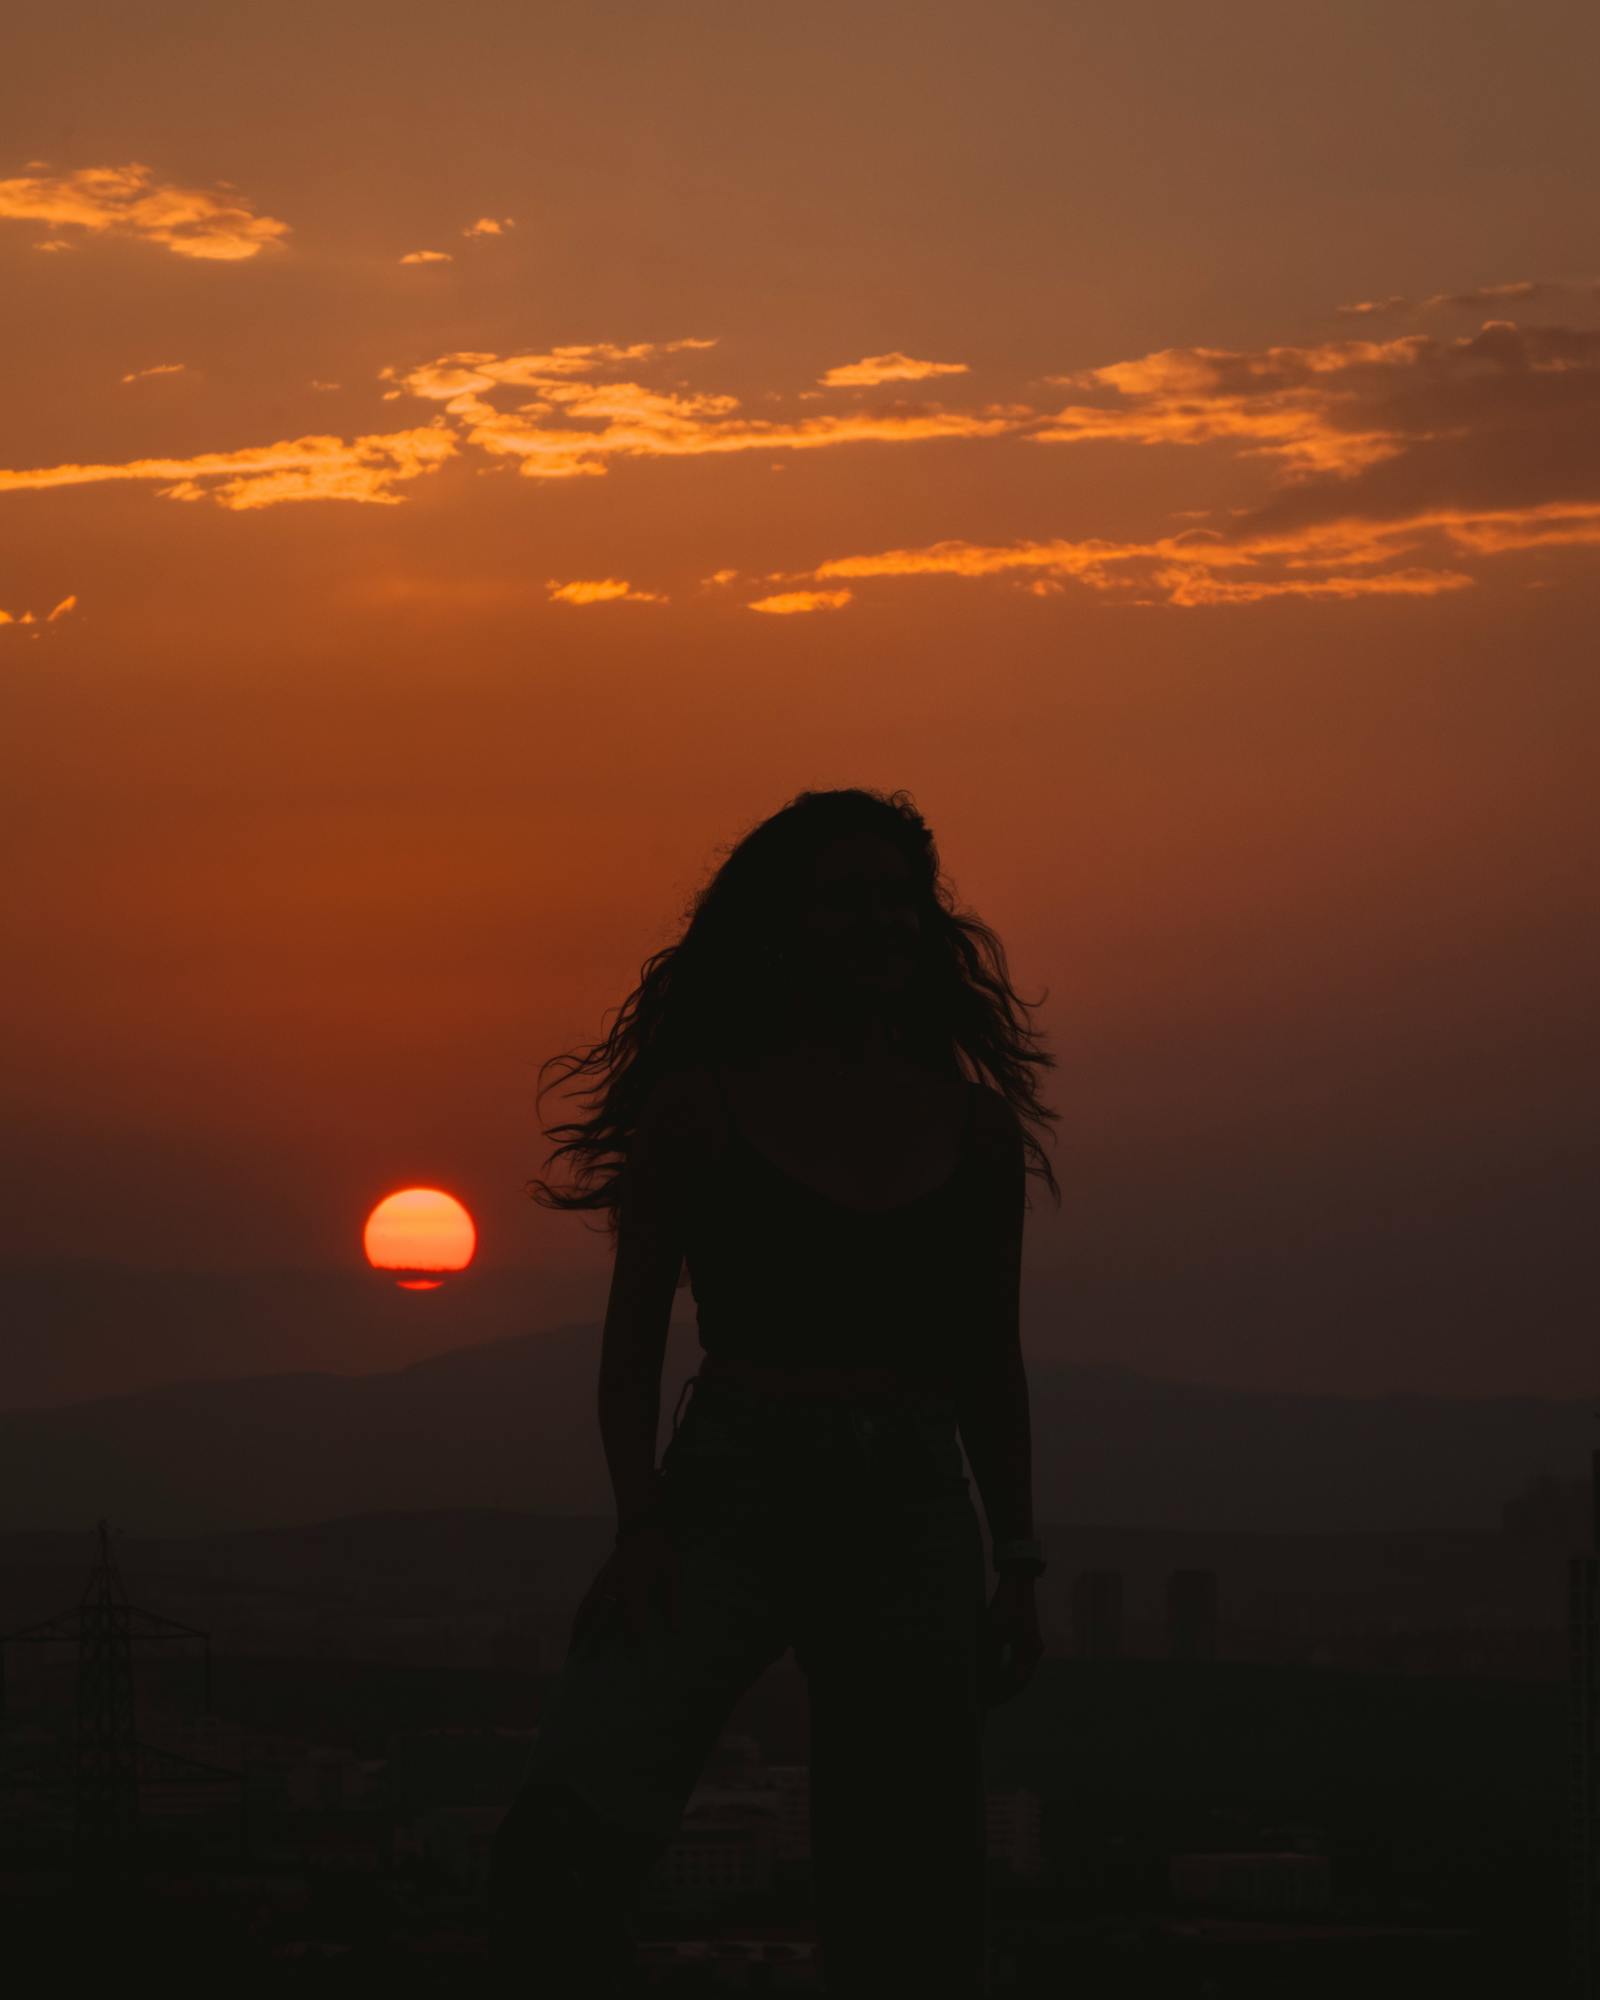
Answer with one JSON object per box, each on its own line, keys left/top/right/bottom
{"left": 487, "top": 1371, "right": 991, "bottom": 1995}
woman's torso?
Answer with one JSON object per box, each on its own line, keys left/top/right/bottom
{"left": 713, "top": 1057, "right": 975, "bottom": 1212}
{"left": 675, "top": 1057, "right": 991, "bottom": 1392}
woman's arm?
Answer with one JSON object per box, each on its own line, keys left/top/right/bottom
{"left": 953, "top": 1092, "right": 1035, "bottom": 1550}
{"left": 597, "top": 1073, "right": 696, "bottom": 1529}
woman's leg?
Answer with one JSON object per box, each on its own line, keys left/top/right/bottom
{"left": 797, "top": 1467, "right": 990, "bottom": 1998}
{"left": 487, "top": 1483, "right": 790, "bottom": 1993}
{"left": 487, "top": 1773, "right": 653, "bottom": 1994}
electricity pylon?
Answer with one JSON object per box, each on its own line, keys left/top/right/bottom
{"left": 0, "top": 1518, "right": 217, "bottom": 1885}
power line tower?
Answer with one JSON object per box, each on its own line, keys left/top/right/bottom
{"left": 0, "top": 1518, "right": 217, "bottom": 1888}
{"left": 73, "top": 1517, "right": 143, "bottom": 1882}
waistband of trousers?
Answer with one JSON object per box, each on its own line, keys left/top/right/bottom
{"left": 683, "top": 1353, "right": 957, "bottom": 1422}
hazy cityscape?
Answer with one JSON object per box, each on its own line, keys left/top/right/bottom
{"left": 1, "top": 1470, "right": 1578, "bottom": 1990}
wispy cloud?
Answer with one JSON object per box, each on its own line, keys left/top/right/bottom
{"left": 747, "top": 588, "right": 853, "bottom": 615}
{"left": 1334, "top": 296, "right": 1412, "bottom": 319}
{"left": 1336, "top": 278, "right": 1600, "bottom": 317}
{"left": 546, "top": 577, "right": 665, "bottom": 605}
{"left": 1035, "top": 338, "right": 1422, "bottom": 475}
{"left": 0, "top": 425, "right": 456, "bottom": 509}
{"left": 1146, "top": 563, "right": 1475, "bottom": 606}
{"left": 120, "top": 362, "right": 186, "bottom": 385}
{"left": 0, "top": 162, "right": 288, "bottom": 261}
{"left": 1, "top": 593, "right": 78, "bottom": 633}
{"left": 789, "top": 524, "right": 1477, "bottom": 608}
{"left": 387, "top": 338, "right": 1020, "bottom": 479}
{"left": 399, "top": 249, "right": 452, "bottom": 265}
{"left": 463, "top": 216, "right": 514, "bottom": 238}
{"left": 794, "top": 500, "right": 1600, "bottom": 608}
{"left": 818, "top": 352, "right": 970, "bottom": 387}
{"left": 1035, "top": 322, "right": 1600, "bottom": 521}
{"left": 2, "top": 330, "right": 1017, "bottom": 522}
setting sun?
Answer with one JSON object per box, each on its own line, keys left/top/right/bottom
{"left": 362, "top": 1188, "right": 476, "bottom": 1290}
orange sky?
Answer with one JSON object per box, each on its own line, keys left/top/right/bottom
{"left": 2, "top": 0, "right": 1597, "bottom": 1398}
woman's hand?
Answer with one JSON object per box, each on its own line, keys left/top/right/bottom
{"left": 570, "top": 1516, "right": 680, "bottom": 1654}
{"left": 980, "top": 1575, "right": 1043, "bottom": 1706}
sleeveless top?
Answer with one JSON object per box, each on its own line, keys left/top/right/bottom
{"left": 678, "top": 1066, "right": 994, "bottom": 1390}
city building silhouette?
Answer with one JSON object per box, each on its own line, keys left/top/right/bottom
{"left": 1069, "top": 1568, "right": 1124, "bottom": 1660}
{"left": 1167, "top": 1567, "right": 1219, "bottom": 1662}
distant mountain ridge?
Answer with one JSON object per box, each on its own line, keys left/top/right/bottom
{"left": 0, "top": 1258, "right": 608, "bottom": 1411}
{"left": 0, "top": 1317, "right": 1588, "bottom": 1537}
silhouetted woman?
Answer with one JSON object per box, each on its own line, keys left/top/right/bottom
{"left": 488, "top": 787, "right": 1058, "bottom": 1996}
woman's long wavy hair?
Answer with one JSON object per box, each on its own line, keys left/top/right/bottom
{"left": 525, "top": 786, "right": 1060, "bottom": 1244}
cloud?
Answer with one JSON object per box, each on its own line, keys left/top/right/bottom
{"left": 1424, "top": 280, "right": 1579, "bottom": 309}
{"left": 793, "top": 488, "right": 1600, "bottom": 607}
{"left": 400, "top": 249, "right": 452, "bottom": 264}
{"left": 747, "top": 588, "right": 853, "bottom": 615}
{"left": 1336, "top": 278, "right": 1600, "bottom": 317}
{"left": 9, "top": 333, "right": 912, "bottom": 519}
{"left": 463, "top": 216, "right": 514, "bottom": 238}
{"left": 386, "top": 338, "right": 1021, "bottom": 479}
{"left": 0, "top": 425, "right": 457, "bottom": 510}
{"left": 120, "top": 362, "right": 186, "bottom": 385}
{"left": 819, "top": 352, "right": 970, "bottom": 387}
{"left": 1206, "top": 323, "right": 1600, "bottom": 554}
{"left": 0, "top": 163, "right": 288, "bottom": 260}
{"left": 11, "top": 304, "right": 1595, "bottom": 606}
{"left": 1149, "top": 564, "right": 1474, "bottom": 606}
{"left": 546, "top": 577, "right": 665, "bottom": 605}
{"left": 791, "top": 522, "right": 1480, "bottom": 608}
{"left": 1335, "top": 296, "right": 1413, "bottom": 319}
{"left": 1034, "top": 322, "right": 1600, "bottom": 543}
{"left": 1, "top": 594, "right": 77, "bottom": 633}
{"left": 1036, "top": 338, "right": 1428, "bottom": 475}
